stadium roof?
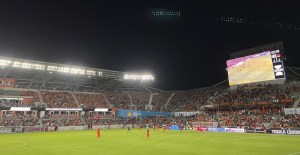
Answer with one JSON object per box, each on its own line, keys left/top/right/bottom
{"left": 0, "top": 56, "right": 154, "bottom": 92}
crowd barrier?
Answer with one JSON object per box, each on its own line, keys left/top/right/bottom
{"left": 170, "top": 125, "right": 180, "bottom": 130}
{"left": 266, "top": 128, "right": 300, "bottom": 135}
{"left": 0, "top": 126, "right": 45, "bottom": 133}
{"left": 0, "top": 124, "right": 136, "bottom": 133}
{"left": 117, "top": 109, "right": 173, "bottom": 118}
{"left": 58, "top": 126, "right": 87, "bottom": 131}
{"left": 197, "top": 127, "right": 245, "bottom": 133}
{"left": 91, "top": 124, "right": 124, "bottom": 130}
{"left": 2, "top": 125, "right": 299, "bottom": 135}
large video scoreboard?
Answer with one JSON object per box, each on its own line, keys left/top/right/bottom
{"left": 226, "top": 49, "right": 285, "bottom": 86}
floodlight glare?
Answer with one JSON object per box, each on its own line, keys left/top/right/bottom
{"left": 86, "top": 70, "right": 96, "bottom": 76}
{"left": 1, "top": 56, "right": 155, "bottom": 79}
{"left": 124, "top": 74, "right": 154, "bottom": 81}
{"left": 0, "top": 59, "right": 11, "bottom": 67}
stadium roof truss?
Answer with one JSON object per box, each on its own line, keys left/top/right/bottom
{"left": 230, "top": 41, "right": 285, "bottom": 59}
{"left": 0, "top": 56, "right": 154, "bottom": 92}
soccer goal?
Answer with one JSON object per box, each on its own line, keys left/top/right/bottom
{"left": 192, "top": 122, "right": 218, "bottom": 130}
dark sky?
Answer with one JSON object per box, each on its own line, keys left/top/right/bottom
{"left": 0, "top": 0, "right": 300, "bottom": 90}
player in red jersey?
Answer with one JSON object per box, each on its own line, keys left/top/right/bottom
{"left": 157, "top": 125, "right": 160, "bottom": 131}
{"left": 163, "top": 125, "right": 166, "bottom": 133}
{"left": 146, "top": 129, "right": 150, "bottom": 140}
{"left": 97, "top": 128, "right": 101, "bottom": 140}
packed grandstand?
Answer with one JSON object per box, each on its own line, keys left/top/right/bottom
{"left": 0, "top": 42, "right": 300, "bottom": 135}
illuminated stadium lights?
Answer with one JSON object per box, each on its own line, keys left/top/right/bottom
{"left": 47, "top": 65, "right": 58, "bottom": 71}
{"left": 0, "top": 59, "right": 11, "bottom": 67}
{"left": 215, "top": 17, "right": 300, "bottom": 30}
{"left": 13, "top": 61, "right": 21, "bottom": 68}
{"left": 124, "top": 74, "right": 154, "bottom": 81}
{"left": 86, "top": 70, "right": 96, "bottom": 76}
{"left": 152, "top": 11, "right": 181, "bottom": 16}
{"left": 31, "top": 64, "right": 45, "bottom": 70}
{"left": 12, "top": 61, "right": 45, "bottom": 70}
{"left": 58, "top": 66, "right": 71, "bottom": 73}
{"left": 0, "top": 56, "right": 153, "bottom": 80}
{"left": 70, "top": 68, "right": 85, "bottom": 75}
{"left": 47, "top": 65, "right": 99, "bottom": 76}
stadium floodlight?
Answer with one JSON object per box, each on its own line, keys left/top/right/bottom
{"left": 48, "top": 65, "right": 87, "bottom": 75}
{"left": 0, "top": 59, "right": 11, "bottom": 67}
{"left": 47, "top": 65, "right": 58, "bottom": 71}
{"left": 13, "top": 61, "right": 21, "bottom": 68}
{"left": 70, "top": 67, "right": 85, "bottom": 75}
{"left": 86, "top": 70, "right": 96, "bottom": 76}
{"left": 32, "top": 64, "right": 45, "bottom": 70}
{"left": 11, "top": 61, "right": 46, "bottom": 70}
{"left": 58, "top": 66, "right": 71, "bottom": 73}
{"left": 124, "top": 74, "right": 154, "bottom": 81}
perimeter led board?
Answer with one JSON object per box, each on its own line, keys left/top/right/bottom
{"left": 226, "top": 50, "right": 285, "bottom": 86}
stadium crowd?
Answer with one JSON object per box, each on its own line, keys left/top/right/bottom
{"left": 105, "top": 92, "right": 131, "bottom": 110}
{"left": 209, "top": 84, "right": 298, "bottom": 108}
{"left": 0, "top": 83, "right": 299, "bottom": 132}
{"left": 41, "top": 113, "right": 85, "bottom": 127}
{"left": 130, "top": 92, "right": 149, "bottom": 111}
{"left": 74, "top": 92, "right": 108, "bottom": 109}
{"left": 41, "top": 91, "right": 77, "bottom": 108}
{"left": 274, "top": 114, "right": 300, "bottom": 129}
{"left": 0, "top": 111, "right": 39, "bottom": 126}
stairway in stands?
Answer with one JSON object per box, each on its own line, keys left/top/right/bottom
{"left": 70, "top": 91, "right": 80, "bottom": 108}
{"left": 162, "top": 93, "right": 175, "bottom": 111}
{"left": 268, "top": 114, "right": 281, "bottom": 129}
{"left": 101, "top": 93, "right": 113, "bottom": 108}
{"left": 292, "top": 97, "right": 300, "bottom": 108}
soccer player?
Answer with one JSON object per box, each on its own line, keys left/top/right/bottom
{"left": 163, "top": 125, "right": 166, "bottom": 133}
{"left": 127, "top": 126, "right": 131, "bottom": 133}
{"left": 97, "top": 128, "right": 101, "bottom": 140}
{"left": 146, "top": 129, "right": 150, "bottom": 140}
{"left": 198, "top": 127, "right": 203, "bottom": 132}
{"left": 153, "top": 125, "right": 156, "bottom": 132}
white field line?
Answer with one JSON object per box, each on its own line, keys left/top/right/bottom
{"left": 288, "top": 152, "right": 300, "bottom": 155}
{"left": 0, "top": 141, "right": 27, "bottom": 149}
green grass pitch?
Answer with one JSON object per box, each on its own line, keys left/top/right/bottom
{"left": 0, "top": 129, "right": 299, "bottom": 155}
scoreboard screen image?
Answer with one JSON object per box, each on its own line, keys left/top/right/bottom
{"left": 226, "top": 51, "right": 285, "bottom": 86}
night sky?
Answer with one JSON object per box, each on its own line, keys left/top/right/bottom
{"left": 0, "top": 1, "right": 300, "bottom": 90}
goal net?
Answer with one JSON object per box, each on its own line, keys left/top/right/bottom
{"left": 192, "top": 122, "right": 218, "bottom": 130}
